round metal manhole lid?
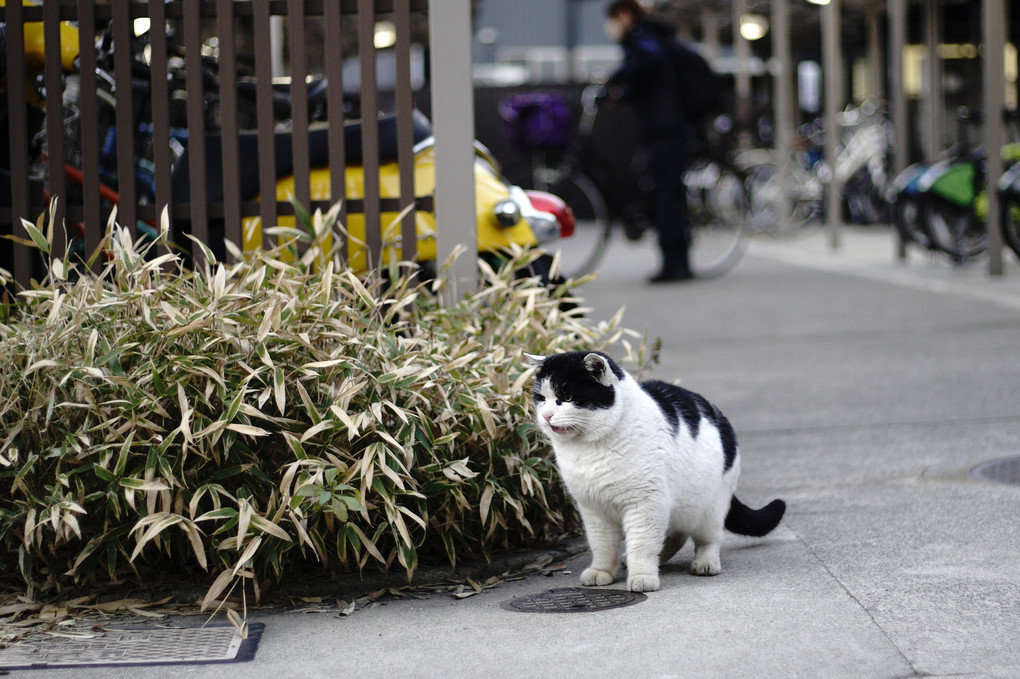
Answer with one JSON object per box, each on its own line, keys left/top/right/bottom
{"left": 970, "top": 456, "right": 1020, "bottom": 486}
{"left": 501, "top": 587, "right": 646, "bottom": 613}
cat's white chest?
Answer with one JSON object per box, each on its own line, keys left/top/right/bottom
{"left": 552, "top": 433, "right": 671, "bottom": 509}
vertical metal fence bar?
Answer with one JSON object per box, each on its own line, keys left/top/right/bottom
{"left": 323, "top": 0, "right": 347, "bottom": 259}
{"left": 217, "top": 0, "right": 242, "bottom": 251}
{"left": 43, "top": 0, "right": 67, "bottom": 253}
{"left": 111, "top": 2, "right": 136, "bottom": 238}
{"left": 4, "top": 1, "right": 31, "bottom": 287}
{"left": 253, "top": 1, "right": 276, "bottom": 248}
{"left": 393, "top": 1, "right": 416, "bottom": 263}
{"left": 287, "top": 0, "right": 311, "bottom": 221}
{"left": 357, "top": 0, "right": 381, "bottom": 266}
{"left": 182, "top": 0, "right": 209, "bottom": 253}
{"left": 147, "top": 0, "right": 172, "bottom": 239}
{"left": 77, "top": 0, "right": 102, "bottom": 262}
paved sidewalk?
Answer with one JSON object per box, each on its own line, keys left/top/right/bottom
{"left": 14, "top": 226, "right": 1020, "bottom": 679}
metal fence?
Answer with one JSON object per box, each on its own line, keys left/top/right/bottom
{"left": 1, "top": 0, "right": 430, "bottom": 288}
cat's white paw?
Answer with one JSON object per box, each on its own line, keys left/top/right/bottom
{"left": 580, "top": 568, "right": 615, "bottom": 587}
{"left": 690, "top": 558, "right": 721, "bottom": 576}
{"left": 627, "top": 573, "right": 660, "bottom": 592}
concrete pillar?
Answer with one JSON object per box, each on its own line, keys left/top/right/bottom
{"left": 984, "top": 0, "right": 1007, "bottom": 275}
{"left": 889, "top": 0, "right": 910, "bottom": 259}
{"left": 732, "top": 0, "right": 753, "bottom": 136}
{"left": 822, "top": 0, "right": 843, "bottom": 249}
{"left": 772, "top": 0, "right": 794, "bottom": 234}
{"left": 923, "top": 0, "right": 943, "bottom": 158}
{"left": 429, "top": 0, "right": 478, "bottom": 297}
{"left": 700, "top": 8, "right": 719, "bottom": 62}
{"left": 867, "top": 7, "right": 885, "bottom": 101}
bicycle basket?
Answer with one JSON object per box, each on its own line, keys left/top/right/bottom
{"left": 498, "top": 93, "right": 572, "bottom": 151}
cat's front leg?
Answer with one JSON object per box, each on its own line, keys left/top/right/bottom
{"left": 578, "top": 505, "right": 621, "bottom": 587}
{"left": 622, "top": 510, "right": 667, "bottom": 592}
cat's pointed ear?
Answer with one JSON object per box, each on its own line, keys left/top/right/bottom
{"left": 523, "top": 353, "right": 546, "bottom": 366}
{"left": 583, "top": 353, "right": 615, "bottom": 386}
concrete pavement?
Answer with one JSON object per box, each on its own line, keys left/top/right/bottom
{"left": 12, "top": 226, "right": 1020, "bottom": 678}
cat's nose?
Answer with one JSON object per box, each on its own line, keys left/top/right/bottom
{"left": 542, "top": 412, "right": 553, "bottom": 422}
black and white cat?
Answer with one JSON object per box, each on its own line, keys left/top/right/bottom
{"left": 528, "top": 351, "right": 785, "bottom": 592}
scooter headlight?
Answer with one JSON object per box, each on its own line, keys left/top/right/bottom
{"left": 492, "top": 198, "right": 522, "bottom": 227}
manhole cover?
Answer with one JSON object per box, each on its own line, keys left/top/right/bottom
{"left": 501, "top": 587, "right": 646, "bottom": 613}
{"left": 971, "top": 456, "right": 1020, "bottom": 486}
{"left": 0, "top": 623, "right": 263, "bottom": 671}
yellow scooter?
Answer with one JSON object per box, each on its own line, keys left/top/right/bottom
{"left": 235, "top": 110, "right": 575, "bottom": 278}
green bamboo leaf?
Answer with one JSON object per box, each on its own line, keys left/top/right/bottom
{"left": 300, "top": 419, "right": 334, "bottom": 443}
{"left": 201, "top": 569, "right": 235, "bottom": 612}
{"left": 130, "top": 513, "right": 184, "bottom": 562}
{"left": 195, "top": 507, "right": 238, "bottom": 523}
{"left": 179, "top": 520, "right": 208, "bottom": 570}
{"left": 348, "top": 523, "right": 385, "bottom": 564}
{"left": 119, "top": 478, "right": 169, "bottom": 492}
{"left": 20, "top": 218, "right": 50, "bottom": 254}
{"left": 225, "top": 424, "right": 271, "bottom": 437}
{"left": 250, "top": 514, "right": 292, "bottom": 542}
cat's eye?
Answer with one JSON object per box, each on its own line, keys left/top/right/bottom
{"left": 534, "top": 394, "right": 545, "bottom": 402}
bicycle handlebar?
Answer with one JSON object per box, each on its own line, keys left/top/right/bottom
{"left": 578, "top": 84, "right": 606, "bottom": 138}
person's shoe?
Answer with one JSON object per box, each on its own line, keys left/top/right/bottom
{"left": 648, "top": 265, "right": 693, "bottom": 284}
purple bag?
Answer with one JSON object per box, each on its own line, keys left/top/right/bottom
{"left": 499, "top": 93, "right": 572, "bottom": 151}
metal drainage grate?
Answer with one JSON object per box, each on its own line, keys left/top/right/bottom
{"left": 971, "top": 456, "right": 1020, "bottom": 487}
{"left": 501, "top": 587, "right": 646, "bottom": 613}
{"left": 0, "top": 623, "right": 264, "bottom": 671}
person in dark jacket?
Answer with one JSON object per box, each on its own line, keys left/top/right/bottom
{"left": 604, "top": 0, "right": 693, "bottom": 282}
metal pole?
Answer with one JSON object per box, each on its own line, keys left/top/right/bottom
{"left": 923, "top": 0, "right": 943, "bottom": 158}
{"left": 270, "top": 15, "right": 286, "bottom": 79}
{"left": 984, "top": 0, "right": 1006, "bottom": 276}
{"left": 429, "top": 0, "right": 478, "bottom": 299}
{"left": 889, "top": 0, "right": 910, "bottom": 260}
{"left": 822, "top": 0, "right": 843, "bottom": 249}
{"left": 732, "top": 0, "right": 752, "bottom": 139}
{"left": 867, "top": 7, "right": 884, "bottom": 101}
{"left": 772, "top": 0, "right": 793, "bottom": 234}
{"left": 700, "top": 8, "right": 719, "bottom": 62}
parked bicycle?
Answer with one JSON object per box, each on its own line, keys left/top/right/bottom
{"left": 891, "top": 107, "right": 1020, "bottom": 262}
{"left": 742, "top": 100, "right": 892, "bottom": 238}
{"left": 499, "top": 84, "right": 748, "bottom": 280}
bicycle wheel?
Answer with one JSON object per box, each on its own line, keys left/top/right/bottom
{"left": 893, "top": 193, "right": 932, "bottom": 250}
{"left": 744, "top": 161, "right": 823, "bottom": 237}
{"left": 533, "top": 168, "right": 611, "bottom": 279}
{"left": 1001, "top": 191, "right": 1020, "bottom": 259}
{"left": 684, "top": 156, "right": 749, "bottom": 278}
{"left": 923, "top": 195, "right": 987, "bottom": 261}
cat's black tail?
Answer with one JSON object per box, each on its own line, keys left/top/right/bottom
{"left": 724, "top": 496, "right": 786, "bottom": 537}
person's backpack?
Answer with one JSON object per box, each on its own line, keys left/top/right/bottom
{"left": 669, "top": 41, "right": 722, "bottom": 123}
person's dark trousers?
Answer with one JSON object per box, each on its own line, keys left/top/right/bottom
{"left": 646, "top": 134, "right": 692, "bottom": 281}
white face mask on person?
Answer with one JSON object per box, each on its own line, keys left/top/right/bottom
{"left": 604, "top": 18, "right": 626, "bottom": 43}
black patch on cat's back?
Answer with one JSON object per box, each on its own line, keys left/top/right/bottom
{"left": 639, "top": 381, "right": 738, "bottom": 471}
{"left": 639, "top": 380, "right": 685, "bottom": 436}
{"left": 534, "top": 352, "right": 620, "bottom": 410}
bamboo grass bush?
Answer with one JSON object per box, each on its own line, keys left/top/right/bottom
{"left": 0, "top": 203, "right": 649, "bottom": 610}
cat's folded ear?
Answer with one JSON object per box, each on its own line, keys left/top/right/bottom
{"left": 583, "top": 353, "right": 615, "bottom": 386}
{"left": 523, "top": 353, "right": 546, "bottom": 366}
